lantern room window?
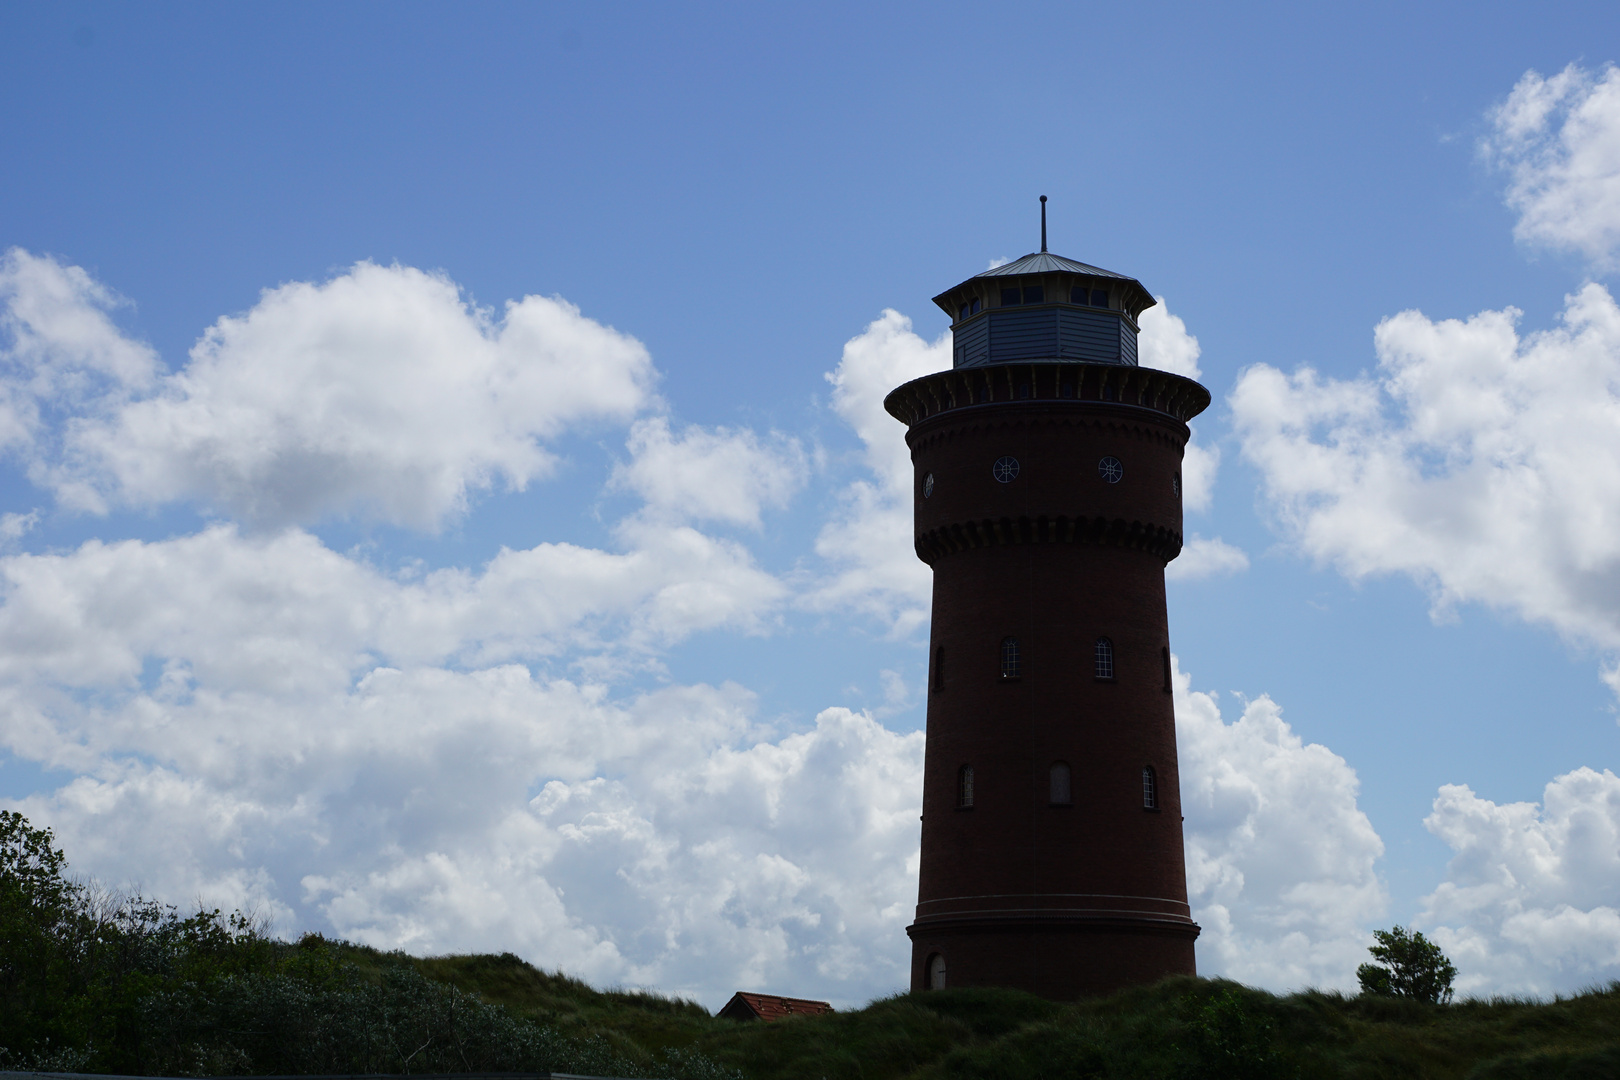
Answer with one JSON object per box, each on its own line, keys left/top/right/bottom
{"left": 998, "top": 285, "right": 1046, "bottom": 306}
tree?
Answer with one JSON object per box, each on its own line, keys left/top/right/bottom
{"left": 0, "top": 811, "right": 87, "bottom": 1061}
{"left": 1356, "top": 925, "right": 1457, "bottom": 1004}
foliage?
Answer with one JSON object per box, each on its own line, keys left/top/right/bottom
{"left": 0, "top": 810, "right": 730, "bottom": 1078}
{"left": 1357, "top": 925, "right": 1459, "bottom": 1004}
{"left": 11, "top": 812, "right": 1620, "bottom": 1079}
{"left": 1178, "top": 986, "right": 1289, "bottom": 1080}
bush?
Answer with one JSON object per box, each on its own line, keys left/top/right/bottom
{"left": 1180, "top": 987, "right": 1288, "bottom": 1080}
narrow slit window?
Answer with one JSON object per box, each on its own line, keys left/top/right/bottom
{"left": 1001, "top": 636, "right": 1021, "bottom": 680}
{"left": 933, "top": 645, "right": 945, "bottom": 691}
{"left": 1162, "top": 647, "right": 1172, "bottom": 693}
{"left": 1142, "top": 766, "right": 1158, "bottom": 809}
{"left": 1094, "top": 637, "right": 1114, "bottom": 680}
{"left": 958, "top": 764, "right": 975, "bottom": 808}
{"left": 1050, "top": 762, "right": 1072, "bottom": 806}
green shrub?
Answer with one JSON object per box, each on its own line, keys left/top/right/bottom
{"left": 1357, "top": 926, "right": 1458, "bottom": 1005}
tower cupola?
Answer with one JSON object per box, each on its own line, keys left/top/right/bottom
{"left": 933, "top": 203, "right": 1155, "bottom": 369}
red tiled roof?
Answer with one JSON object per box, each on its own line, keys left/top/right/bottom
{"left": 717, "top": 990, "right": 834, "bottom": 1022}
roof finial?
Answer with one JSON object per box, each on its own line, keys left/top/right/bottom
{"left": 1040, "top": 195, "right": 1048, "bottom": 253}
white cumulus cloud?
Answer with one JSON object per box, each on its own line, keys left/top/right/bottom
{"left": 1166, "top": 535, "right": 1249, "bottom": 582}
{"left": 808, "top": 310, "right": 944, "bottom": 635}
{"left": 0, "top": 514, "right": 902, "bottom": 1005}
{"left": 612, "top": 417, "right": 808, "bottom": 529}
{"left": 1139, "top": 297, "right": 1202, "bottom": 381}
{"left": 1485, "top": 63, "right": 1620, "bottom": 266}
{"left": 0, "top": 248, "right": 159, "bottom": 459}
{"left": 1, "top": 256, "right": 657, "bottom": 529}
{"left": 1176, "top": 659, "right": 1387, "bottom": 990}
{"left": 1422, "top": 767, "right": 1620, "bottom": 996}
{"left": 1232, "top": 283, "right": 1620, "bottom": 670}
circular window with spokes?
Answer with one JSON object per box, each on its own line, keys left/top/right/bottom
{"left": 923, "top": 472, "right": 935, "bottom": 498}
{"left": 1098, "top": 456, "right": 1123, "bottom": 484}
{"left": 993, "top": 456, "right": 1020, "bottom": 483}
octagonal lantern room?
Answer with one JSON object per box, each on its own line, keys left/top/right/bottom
{"left": 933, "top": 251, "right": 1155, "bottom": 369}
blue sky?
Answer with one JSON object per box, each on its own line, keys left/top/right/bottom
{"left": 5, "top": 0, "right": 1620, "bottom": 1005}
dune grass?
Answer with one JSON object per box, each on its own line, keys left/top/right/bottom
{"left": 405, "top": 952, "right": 1620, "bottom": 1080}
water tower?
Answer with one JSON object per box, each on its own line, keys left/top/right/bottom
{"left": 885, "top": 199, "right": 1208, "bottom": 999}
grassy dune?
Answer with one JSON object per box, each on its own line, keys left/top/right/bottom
{"left": 414, "top": 951, "right": 1620, "bottom": 1079}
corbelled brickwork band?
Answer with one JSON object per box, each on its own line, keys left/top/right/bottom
{"left": 913, "top": 514, "right": 1182, "bottom": 565}
{"left": 884, "top": 362, "right": 1212, "bottom": 429}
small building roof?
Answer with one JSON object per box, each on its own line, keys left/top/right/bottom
{"left": 716, "top": 991, "right": 835, "bottom": 1022}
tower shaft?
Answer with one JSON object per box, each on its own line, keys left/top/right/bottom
{"left": 887, "top": 356, "right": 1208, "bottom": 999}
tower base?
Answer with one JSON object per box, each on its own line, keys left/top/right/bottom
{"left": 907, "top": 917, "right": 1198, "bottom": 1001}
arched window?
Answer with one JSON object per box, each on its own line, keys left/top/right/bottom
{"left": 928, "top": 952, "right": 947, "bottom": 990}
{"left": 1001, "top": 636, "right": 1021, "bottom": 680}
{"left": 933, "top": 645, "right": 945, "bottom": 692}
{"left": 957, "top": 764, "right": 975, "bottom": 808}
{"left": 1049, "top": 762, "right": 1072, "bottom": 806}
{"left": 1142, "top": 766, "right": 1158, "bottom": 810}
{"left": 1162, "top": 647, "right": 1172, "bottom": 693}
{"left": 1094, "top": 637, "right": 1114, "bottom": 680}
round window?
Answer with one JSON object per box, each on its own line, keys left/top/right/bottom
{"left": 923, "top": 472, "right": 935, "bottom": 498}
{"left": 1098, "top": 456, "right": 1123, "bottom": 484}
{"left": 993, "top": 456, "right": 1020, "bottom": 483}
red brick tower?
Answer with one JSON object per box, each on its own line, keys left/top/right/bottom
{"left": 886, "top": 207, "right": 1209, "bottom": 999}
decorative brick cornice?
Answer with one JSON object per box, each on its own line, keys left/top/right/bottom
{"left": 884, "top": 362, "right": 1211, "bottom": 429}
{"left": 915, "top": 513, "right": 1182, "bottom": 566}
{"left": 907, "top": 410, "right": 1186, "bottom": 453}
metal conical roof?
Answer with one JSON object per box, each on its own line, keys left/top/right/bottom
{"left": 971, "top": 251, "right": 1137, "bottom": 280}
{"left": 932, "top": 250, "right": 1154, "bottom": 321}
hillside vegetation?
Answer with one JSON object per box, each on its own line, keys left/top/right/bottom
{"left": 419, "top": 961, "right": 1620, "bottom": 1080}
{"left": 7, "top": 810, "right": 1620, "bottom": 1078}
